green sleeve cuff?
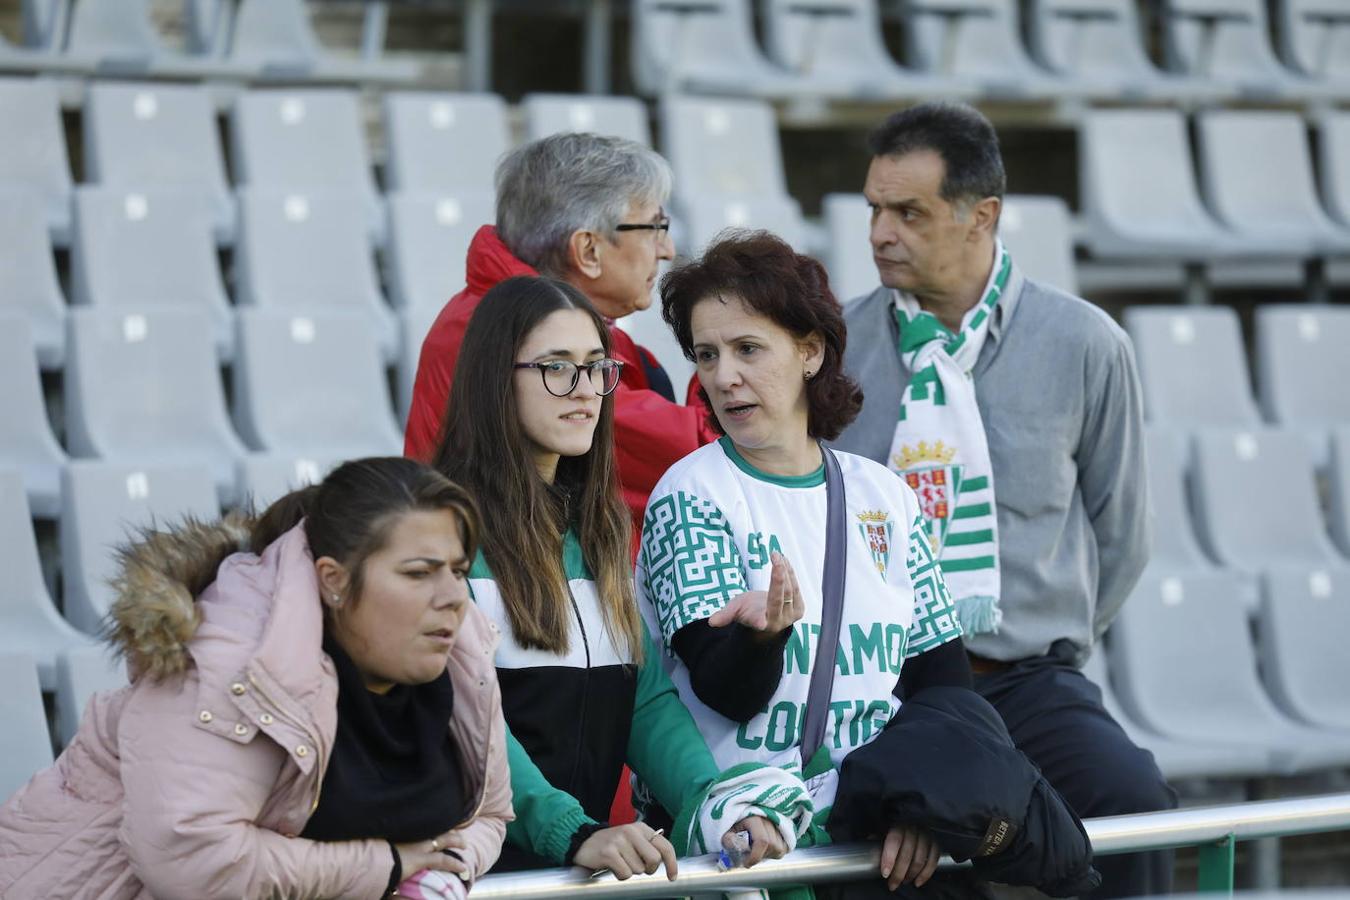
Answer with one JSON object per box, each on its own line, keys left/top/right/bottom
{"left": 534, "top": 806, "right": 596, "bottom": 865}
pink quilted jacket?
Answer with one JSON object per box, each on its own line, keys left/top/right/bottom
{"left": 0, "top": 519, "right": 512, "bottom": 899}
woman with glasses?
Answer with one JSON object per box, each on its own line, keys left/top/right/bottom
{"left": 430, "top": 276, "right": 811, "bottom": 881}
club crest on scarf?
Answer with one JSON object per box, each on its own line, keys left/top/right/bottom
{"left": 890, "top": 440, "right": 961, "bottom": 555}
{"left": 855, "top": 510, "right": 894, "bottom": 577}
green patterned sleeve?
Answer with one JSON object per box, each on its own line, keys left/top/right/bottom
{"left": 640, "top": 490, "right": 748, "bottom": 645}
{"left": 902, "top": 513, "right": 963, "bottom": 658}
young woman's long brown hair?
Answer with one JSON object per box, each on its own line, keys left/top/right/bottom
{"left": 430, "top": 276, "right": 642, "bottom": 661}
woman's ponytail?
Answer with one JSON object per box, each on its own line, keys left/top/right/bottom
{"left": 249, "top": 484, "right": 320, "bottom": 554}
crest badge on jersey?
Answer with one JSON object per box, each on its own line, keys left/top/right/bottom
{"left": 890, "top": 440, "right": 963, "bottom": 554}
{"left": 856, "top": 510, "right": 893, "bottom": 577}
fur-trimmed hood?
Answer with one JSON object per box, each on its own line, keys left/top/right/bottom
{"left": 104, "top": 512, "right": 255, "bottom": 682}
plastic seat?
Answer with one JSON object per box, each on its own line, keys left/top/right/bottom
{"left": 1318, "top": 112, "right": 1350, "bottom": 229}
{"left": 233, "top": 309, "right": 402, "bottom": 460}
{"left": 1122, "top": 307, "right": 1262, "bottom": 428}
{"left": 83, "top": 81, "right": 235, "bottom": 243}
{"left": 616, "top": 303, "right": 695, "bottom": 402}
{"left": 234, "top": 187, "right": 396, "bottom": 359}
{"left": 661, "top": 95, "right": 788, "bottom": 197}
{"left": 522, "top": 93, "right": 651, "bottom": 145}
{"left": 230, "top": 89, "right": 384, "bottom": 242}
{"left": 70, "top": 187, "right": 234, "bottom": 360}
{"left": 237, "top": 453, "right": 338, "bottom": 512}
{"left": 399, "top": 304, "right": 443, "bottom": 423}
{"left": 1142, "top": 429, "right": 1232, "bottom": 574}
{"left": 383, "top": 92, "right": 510, "bottom": 193}
{"left": 822, "top": 193, "right": 876, "bottom": 305}
{"left": 1331, "top": 427, "right": 1350, "bottom": 558}
{"left": 630, "top": 0, "right": 812, "bottom": 98}
{"left": 999, "top": 195, "right": 1079, "bottom": 295}
{"left": 64, "top": 308, "right": 247, "bottom": 499}
{"left": 1257, "top": 565, "right": 1350, "bottom": 731}
{"left": 1025, "top": 0, "right": 1232, "bottom": 101}
{"left": 0, "top": 653, "right": 54, "bottom": 804}
{"left": 1189, "top": 428, "right": 1345, "bottom": 575}
{"left": 0, "top": 317, "right": 67, "bottom": 519}
{"left": 1194, "top": 111, "right": 1350, "bottom": 259}
{"left": 61, "top": 460, "right": 220, "bottom": 635}
{"left": 0, "top": 187, "right": 66, "bottom": 368}
{"left": 55, "top": 645, "right": 127, "bottom": 748}
{"left": 1273, "top": 0, "right": 1350, "bottom": 87}
{"left": 1111, "top": 567, "right": 1350, "bottom": 775}
{"left": 760, "top": 0, "right": 976, "bottom": 100}
{"left": 0, "top": 77, "right": 72, "bottom": 242}
{"left": 218, "top": 0, "right": 416, "bottom": 83}
{"left": 1160, "top": 0, "right": 1330, "bottom": 99}
{"left": 1079, "top": 109, "right": 1271, "bottom": 261}
{"left": 678, "top": 194, "right": 808, "bottom": 255}
{"left": 385, "top": 190, "right": 495, "bottom": 310}
{"left": 0, "top": 469, "right": 93, "bottom": 691}
{"left": 1255, "top": 306, "right": 1350, "bottom": 463}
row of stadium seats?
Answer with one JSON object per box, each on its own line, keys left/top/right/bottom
{"left": 6, "top": 1, "right": 1349, "bottom": 103}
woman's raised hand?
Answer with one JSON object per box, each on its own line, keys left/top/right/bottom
{"left": 726, "top": 815, "right": 789, "bottom": 867}
{"left": 707, "top": 552, "right": 804, "bottom": 637}
{"left": 573, "top": 822, "right": 679, "bottom": 881}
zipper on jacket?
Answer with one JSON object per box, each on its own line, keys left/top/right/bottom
{"left": 564, "top": 583, "right": 592, "bottom": 795}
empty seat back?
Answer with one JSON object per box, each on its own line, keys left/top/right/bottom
{"left": 238, "top": 453, "right": 338, "bottom": 511}
{"left": 70, "top": 188, "right": 233, "bottom": 356}
{"left": 905, "top": 0, "right": 1042, "bottom": 83}
{"left": 822, "top": 193, "right": 877, "bottom": 304}
{"left": 1122, "top": 306, "right": 1261, "bottom": 427}
{"left": 227, "top": 0, "right": 322, "bottom": 70}
{"left": 0, "top": 316, "right": 67, "bottom": 519}
{"left": 1027, "top": 0, "right": 1157, "bottom": 80}
{"left": 1275, "top": 0, "right": 1350, "bottom": 82}
{"left": 1143, "top": 429, "right": 1213, "bottom": 569}
{"left": 1162, "top": 0, "right": 1292, "bottom": 84}
{"left": 1258, "top": 565, "right": 1350, "bottom": 730}
{"left": 385, "top": 190, "right": 495, "bottom": 309}
{"left": 0, "top": 187, "right": 66, "bottom": 368}
{"left": 399, "top": 303, "right": 443, "bottom": 422}
{"left": 1190, "top": 428, "right": 1341, "bottom": 569}
{"left": 55, "top": 645, "right": 128, "bottom": 748}
{"left": 383, "top": 92, "right": 510, "bottom": 193}
{"left": 522, "top": 93, "right": 650, "bottom": 145}
{"left": 0, "top": 653, "right": 54, "bottom": 804}
{"left": 84, "top": 81, "right": 232, "bottom": 239}
{"left": 1322, "top": 112, "right": 1350, "bottom": 227}
{"left": 64, "top": 309, "right": 245, "bottom": 494}
{"left": 661, "top": 96, "right": 787, "bottom": 197}
{"left": 1331, "top": 427, "right": 1350, "bottom": 557}
{"left": 65, "top": 0, "right": 162, "bottom": 67}
{"left": 0, "top": 78, "right": 73, "bottom": 239}
{"left": 61, "top": 461, "right": 220, "bottom": 634}
{"left": 761, "top": 0, "right": 907, "bottom": 82}
{"left": 999, "top": 194, "right": 1079, "bottom": 295}
{"left": 632, "top": 0, "right": 789, "bottom": 95}
{"left": 678, "top": 194, "right": 807, "bottom": 255}
{"left": 1255, "top": 305, "right": 1350, "bottom": 429}
{"left": 233, "top": 309, "right": 401, "bottom": 459}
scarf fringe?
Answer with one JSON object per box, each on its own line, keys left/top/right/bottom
{"left": 956, "top": 594, "right": 1003, "bottom": 635}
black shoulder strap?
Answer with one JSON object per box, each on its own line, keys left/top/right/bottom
{"left": 800, "top": 444, "right": 847, "bottom": 767}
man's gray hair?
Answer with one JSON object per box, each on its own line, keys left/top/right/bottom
{"left": 495, "top": 133, "right": 674, "bottom": 277}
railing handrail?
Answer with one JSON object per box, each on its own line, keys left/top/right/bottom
{"left": 470, "top": 792, "right": 1350, "bottom": 899}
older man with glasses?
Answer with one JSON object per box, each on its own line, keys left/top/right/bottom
{"left": 405, "top": 132, "right": 717, "bottom": 524}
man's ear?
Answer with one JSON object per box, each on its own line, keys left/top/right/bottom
{"left": 314, "top": 557, "right": 351, "bottom": 608}
{"left": 567, "top": 228, "right": 604, "bottom": 281}
{"left": 968, "top": 196, "right": 1002, "bottom": 242}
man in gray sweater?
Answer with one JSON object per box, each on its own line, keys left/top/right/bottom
{"left": 833, "top": 102, "right": 1174, "bottom": 898}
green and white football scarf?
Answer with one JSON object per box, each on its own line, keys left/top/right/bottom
{"left": 886, "top": 244, "right": 1011, "bottom": 635}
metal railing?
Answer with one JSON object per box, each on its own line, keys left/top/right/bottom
{"left": 472, "top": 792, "right": 1350, "bottom": 899}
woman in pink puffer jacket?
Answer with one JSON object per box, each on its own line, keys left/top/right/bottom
{"left": 0, "top": 457, "right": 513, "bottom": 899}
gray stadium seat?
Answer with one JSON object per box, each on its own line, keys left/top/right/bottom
{"left": 70, "top": 187, "right": 234, "bottom": 359}
{"left": 234, "top": 187, "right": 396, "bottom": 359}
{"left": 1331, "top": 427, "right": 1350, "bottom": 558}
{"left": 83, "top": 81, "right": 234, "bottom": 243}
{"left": 1273, "top": 0, "right": 1350, "bottom": 86}
{"left": 1111, "top": 567, "right": 1350, "bottom": 774}
{"left": 60, "top": 0, "right": 238, "bottom": 77}
{"left": 55, "top": 645, "right": 127, "bottom": 748}
{"left": 1122, "top": 307, "right": 1262, "bottom": 428}
{"left": 1319, "top": 112, "right": 1350, "bottom": 229}
{"left": 1257, "top": 565, "right": 1350, "bottom": 731}
{"left": 385, "top": 190, "right": 494, "bottom": 310}
{"left": 617, "top": 302, "right": 696, "bottom": 402}
{"left": 399, "top": 303, "right": 443, "bottom": 423}
{"left": 1189, "top": 428, "right": 1344, "bottom": 574}
{"left": 1159, "top": 0, "right": 1328, "bottom": 99}
{"left": 661, "top": 96, "right": 788, "bottom": 198}
{"left": 64, "top": 308, "right": 247, "bottom": 499}
{"left": 233, "top": 309, "right": 402, "bottom": 460}
{"left": 0, "top": 316, "right": 67, "bottom": 519}
{"left": 1079, "top": 109, "right": 1267, "bottom": 260}
{"left": 522, "top": 93, "right": 651, "bottom": 145}
{"left": 678, "top": 194, "right": 808, "bottom": 255}
{"left": 0, "top": 78, "right": 72, "bottom": 242}
{"left": 1082, "top": 644, "right": 1270, "bottom": 780}
{"left": 998, "top": 195, "right": 1079, "bottom": 296}
{"left": 631, "top": 0, "right": 810, "bottom": 98}
{"left": 61, "top": 460, "right": 220, "bottom": 635}
{"left": 383, "top": 92, "right": 510, "bottom": 193}
{"left": 822, "top": 193, "right": 876, "bottom": 305}
{"left": 1024, "top": 0, "right": 1232, "bottom": 101}
{"left": 1193, "top": 111, "right": 1350, "bottom": 259}
{"left": 0, "top": 187, "right": 66, "bottom": 368}
{"left": 230, "top": 89, "right": 383, "bottom": 241}
{"left": 1142, "top": 429, "right": 1230, "bottom": 573}
{"left": 760, "top": 0, "right": 976, "bottom": 100}
{"left": 220, "top": 0, "right": 417, "bottom": 83}
{"left": 0, "top": 469, "right": 93, "bottom": 690}
{"left": 1255, "top": 306, "right": 1350, "bottom": 461}
{"left": 900, "top": 0, "right": 1070, "bottom": 99}
{"left": 237, "top": 453, "right": 339, "bottom": 512}
{"left": 0, "top": 653, "right": 54, "bottom": 805}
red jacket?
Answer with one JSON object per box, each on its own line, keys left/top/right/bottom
{"left": 404, "top": 226, "right": 719, "bottom": 524}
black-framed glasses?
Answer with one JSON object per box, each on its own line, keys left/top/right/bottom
{"left": 614, "top": 216, "right": 671, "bottom": 238}
{"left": 513, "top": 358, "right": 626, "bottom": 397}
